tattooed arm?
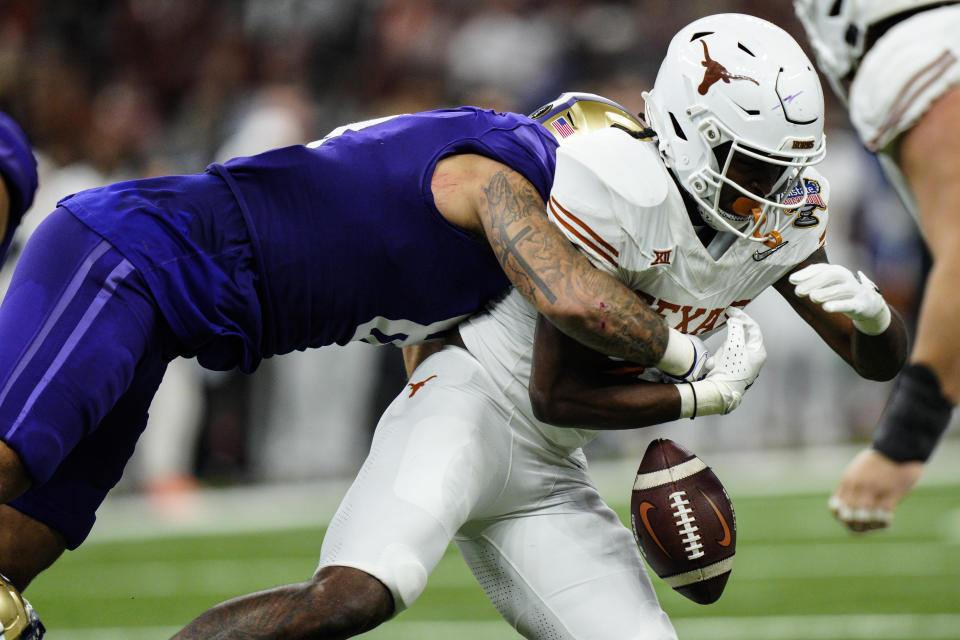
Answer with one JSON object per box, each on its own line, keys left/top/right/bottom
{"left": 432, "top": 153, "right": 681, "bottom": 367}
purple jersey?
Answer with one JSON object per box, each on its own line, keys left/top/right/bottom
{"left": 2, "top": 108, "right": 557, "bottom": 548}
{"left": 60, "top": 107, "right": 558, "bottom": 372}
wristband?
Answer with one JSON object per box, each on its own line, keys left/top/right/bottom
{"left": 677, "top": 380, "right": 724, "bottom": 418}
{"left": 692, "top": 380, "right": 725, "bottom": 416}
{"left": 872, "top": 364, "right": 953, "bottom": 462}
{"left": 678, "top": 383, "right": 697, "bottom": 419}
{"left": 655, "top": 327, "right": 694, "bottom": 377}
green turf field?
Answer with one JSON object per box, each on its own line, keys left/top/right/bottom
{"left": 27, "top": 482, "right": 960, "bottom": 639}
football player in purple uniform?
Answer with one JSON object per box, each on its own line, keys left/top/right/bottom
{"left": 0, "top": 105, "right": 718, "bottom": 628}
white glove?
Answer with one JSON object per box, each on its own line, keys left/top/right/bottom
{"left": 789, "top": 263, "right": 891, "bottom": 335}
{"left": 663, "top": 334, "right": 711, "bottom": 383}
{"left": 679, "top": 308, "right": 766, "bottom": 417}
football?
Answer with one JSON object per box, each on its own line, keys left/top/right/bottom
{"left": 630, "top": 438, "right": 736, "bottom": 604}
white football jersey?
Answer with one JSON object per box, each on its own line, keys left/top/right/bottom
{"left": 549, "top": 128, "right": 828, "bottom": 338}
{"left": 460, "top": 128, "right": 830, "bottom": 450}
{"left": 460, "top": 288, "right": 599, "bottom": 450}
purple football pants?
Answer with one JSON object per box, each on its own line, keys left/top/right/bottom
{"left": 0, "top": 207, "right": 174, "bottom": 548}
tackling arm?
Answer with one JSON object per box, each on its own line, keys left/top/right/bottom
{"left": 773, "top": 247, "right": 908, "bottom": 381}
{"left": 433, "top": 154, "right": 697, "bottom": 373}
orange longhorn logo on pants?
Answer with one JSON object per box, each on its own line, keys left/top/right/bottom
{"left": 407, "top": 374, "right": 438, "bottom": 398}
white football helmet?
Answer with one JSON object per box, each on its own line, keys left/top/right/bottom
{"left": 794, "top": 0, "right": 949, "bottom": 97}
{"left": 643, "top": 13, "right": 826, "bottom": 241}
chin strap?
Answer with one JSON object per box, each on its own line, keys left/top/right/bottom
{"left": 750, "top": 209, "right": 784, "bottom": 247}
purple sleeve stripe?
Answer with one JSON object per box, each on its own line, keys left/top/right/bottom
{"left": 0, "top": 240, "right": 116, "bottom": 437}
{"left": 6, "top": 256, "right": 135, "bottom": 439}
{"left": 0, "top": 240, "right": 112, "bottom": 414}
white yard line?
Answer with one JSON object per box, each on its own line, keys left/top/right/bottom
{"left": 46, "top": 614, "right": 960, "bottom": 640}
{"left": 589, "top": 439, "right": 960, "bottom": 500}
{"left": 673, "top": 613, "right": 960, "bottom": 639}
{"left": 45, "top": 538, "right": 960, "bottom": 599}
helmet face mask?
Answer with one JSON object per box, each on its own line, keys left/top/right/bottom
{"left": 644, "top": 13, "right": 826, "bottom": 242}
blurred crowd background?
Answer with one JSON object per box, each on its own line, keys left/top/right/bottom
{"left": 0, "top": 0, "right": 932, "bottom": 513}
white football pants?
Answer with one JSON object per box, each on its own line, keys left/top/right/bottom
{"left": 318, "top": 345, "right": 677, "bottom": 640}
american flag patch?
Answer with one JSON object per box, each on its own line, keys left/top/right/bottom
{"left": 550, "top": 116, "right": 575, "bottom": 138}
{"left": 783, "top": 178, "right": 825, "bottom": 208}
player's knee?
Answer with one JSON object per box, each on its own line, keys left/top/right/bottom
{"left": 368, "top": 543, "right": 430, "bottom": 612}
{"left": 319, "top": 542, "right": 430, "bottom": 616}
{"left": 308, "top": 566, "right": 394, "bottom": 634}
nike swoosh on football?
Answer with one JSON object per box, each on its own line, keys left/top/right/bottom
{"left": 698, "top": 488, "right": 731, "bottom": 547}
{"left": 638, "top": 502, "right": 672, "bottom": 557}
{"left": 752, "top": 240, "right": 789, "bottom": 261}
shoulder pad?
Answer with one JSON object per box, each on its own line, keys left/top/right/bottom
{"left": 555, "top": 129, "right": 670, "bottom": 209}
{"left": 548, "top": 129, "right": 672, "bottom": 274}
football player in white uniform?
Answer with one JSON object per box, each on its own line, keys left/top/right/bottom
{"left": 794, "top": 0, "right": 960, "bottom": 532}
{"left": 172, "top": 15, "right": 907, "bottom": 640}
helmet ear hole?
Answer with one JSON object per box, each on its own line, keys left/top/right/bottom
{"left": 668, "top": 112, "right": 687, "bottom": 140}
